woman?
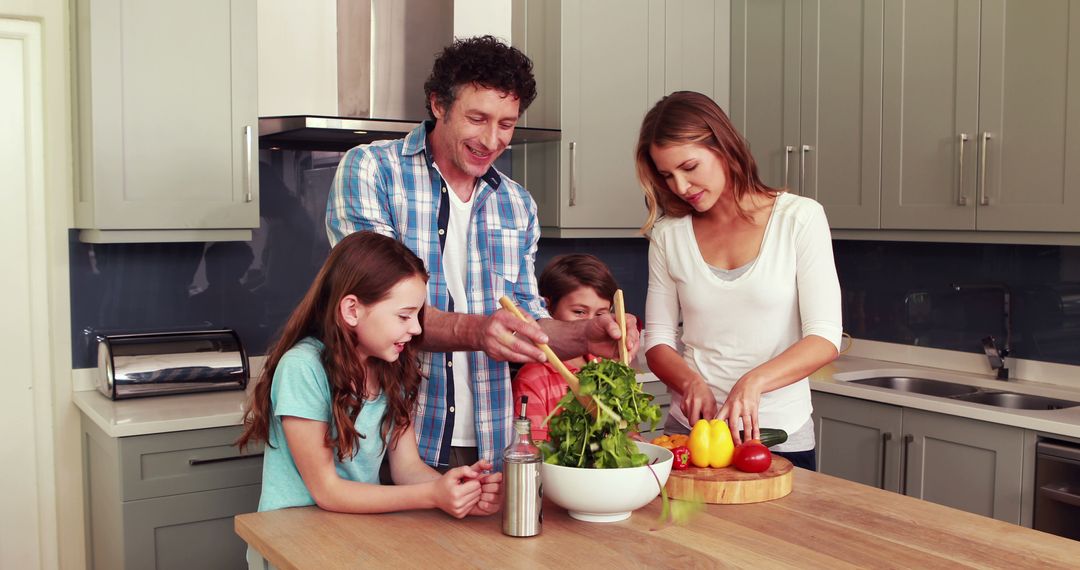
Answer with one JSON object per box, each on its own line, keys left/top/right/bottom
{"left": 636, "top": 91, "right": 841, "bottom": 469}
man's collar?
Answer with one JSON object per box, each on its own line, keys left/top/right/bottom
{"left": 408, "top": 120, "right": 503, "bottom": 190}
{"left": 401, "top": 120, "right": 433, "bottom": 157}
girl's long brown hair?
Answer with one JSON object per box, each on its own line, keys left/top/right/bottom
{"left": 635, "top": 90, "right": 779, "bottom": 234}
{"left": 236, "top": 231, "right": 428, "bottom": 462}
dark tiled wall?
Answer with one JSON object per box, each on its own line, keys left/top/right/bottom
{"left": 68, "top": 148, "right": 1080, "bottom": 368}
{"left": 834, "top": 240, "right": 1080, "bottom": 366}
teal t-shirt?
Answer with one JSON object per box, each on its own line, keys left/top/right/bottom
{"left": 257, "top": 337, "right": 388, "bottom": 512}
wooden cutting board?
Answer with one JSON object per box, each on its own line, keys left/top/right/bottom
{"left": 665, "top": 456, "right": 793, "bottom": 504}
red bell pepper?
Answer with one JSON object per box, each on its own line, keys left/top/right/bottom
{"left": 671, "top": 445, "right": 691, "bottom": 470}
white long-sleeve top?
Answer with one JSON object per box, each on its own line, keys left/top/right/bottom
{"left": 644, "top": 192, "right": 842, "bottom": 434}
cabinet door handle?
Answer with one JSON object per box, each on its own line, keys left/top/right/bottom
{"left": 879, "top": 432, "right": 893, "bottom": 490}
{"left": 957, "top": 133, "right": 969, "bottom": 206}
{"left": 900, "top": 433, "right": 914, "bottom": 495}
{"left": 244, "top": 125, "right": 254, "bottom": 203}
{"left": 783, "top": 145, "right": 794, "bottom": 190}
{"left": 569, "top": 141, "right": 577, "bottom": 207}
{"left": 799, "top": 145, "right": 812, "bottom": 196}
{"left": 189, "top": 452, "right": 263, "bottom": 466}
{"left": 978, "top": 132, "right": 992, "bottom": 206}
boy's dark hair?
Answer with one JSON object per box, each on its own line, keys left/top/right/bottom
{"left": 424, "top": 35, "right": 537, "bottom": 120}
{"left": 539, "top": 254, "right": 619, "bottom": 311}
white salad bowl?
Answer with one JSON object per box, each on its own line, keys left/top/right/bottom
{"left": 541, "top": 441, "right": 674, "bottom": 523}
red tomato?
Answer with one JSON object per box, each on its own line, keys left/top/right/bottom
{"left": 732, "top": 440, "right": 772, "bottom": 473}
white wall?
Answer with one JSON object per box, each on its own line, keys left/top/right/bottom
{"left": 258, "top": 0, "right": 338, "bottom": 116}
{"left": 454, "top": 0, "right": 512, "bottom": 41}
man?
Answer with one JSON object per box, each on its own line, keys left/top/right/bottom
{"left": 327, "top": 36, "right": 638, "bottom": 471}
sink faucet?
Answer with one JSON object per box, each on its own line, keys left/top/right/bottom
{"left": 951, "top": 283, "right": 1011, "bottom": 380}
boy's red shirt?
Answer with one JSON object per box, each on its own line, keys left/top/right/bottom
{"left": 511, "top": 355, "right": 596, "bottom": 441}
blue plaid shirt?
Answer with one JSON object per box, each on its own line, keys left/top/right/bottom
{"left": 326, "top": 121, "right": 548, "bottom": 471}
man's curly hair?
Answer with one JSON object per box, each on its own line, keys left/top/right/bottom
{"left": 424, "top": 35, "right": 537, "bottom": 120}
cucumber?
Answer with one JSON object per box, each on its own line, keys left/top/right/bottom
{"left": 739, "top": 428, "right": 788, "bottom": 448}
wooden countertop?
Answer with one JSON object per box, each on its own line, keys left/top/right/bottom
{"left": 235, "top": 468, "right": 1080, "bottom": 568}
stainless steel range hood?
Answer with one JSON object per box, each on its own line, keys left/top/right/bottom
{"left": 259, "top": 0, "right": 559, "bottom": 151}
{"left": 259, "top": 115, "right": 560, "bottom": 151}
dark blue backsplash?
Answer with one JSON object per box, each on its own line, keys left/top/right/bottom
{"left": 834, "top": 240, "right": 1080, "bottom": 365}
{"left": 68, "top": 148, "right": 1080, "bottom": 368}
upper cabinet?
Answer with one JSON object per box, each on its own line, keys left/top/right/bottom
{"left": 517, "top": 0, "right": 727, "bottom": 235}
{"left": 734, "top": 0, "right": 1080, "bottom": 237}
{"left": 882, "top": 0, "right": 1080, "bottom": 232}
{"left": 731, "top": 0, "right": 883, "bottom": 229}
{"left": 73, "top": 0, "right": 259, "bottom": 243}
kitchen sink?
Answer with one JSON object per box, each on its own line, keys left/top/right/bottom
{"left": 949, "top": 392, "right": 1080, "bottom": 411}
{"left": 849, "top": 376, "right": 980, "bottom": 398}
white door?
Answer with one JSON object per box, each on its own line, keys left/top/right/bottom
{"left": 0, "top": 17, "right": 52, "bottom": 569}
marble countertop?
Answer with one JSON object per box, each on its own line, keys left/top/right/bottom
{"left": 73, "top": 343, "right": 1080, "bottom": 439}
{"left": 809, "top": 355, "right": 1080, "bottom": 439}
{"left": 73, "top": 386, "right": 251, "bottom": 438}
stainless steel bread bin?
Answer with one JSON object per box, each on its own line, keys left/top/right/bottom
{"left": 97, "top": 329, "right": 249, "bottom": 400}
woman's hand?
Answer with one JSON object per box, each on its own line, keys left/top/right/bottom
{"left": 431, "top": 465, "right": 483, "bottom": 518}
{"left": 680, "top": 377, "right": 719, "bottom": 424}
{"left": 717, "top": 374, "right": 765, "bottom": 446}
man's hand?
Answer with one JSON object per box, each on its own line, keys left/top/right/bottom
{"left": 584, "top": 313, "right": 641, "bottom": 363}
{"left": 476, "top": 309, "right": 549, "bottom": 363}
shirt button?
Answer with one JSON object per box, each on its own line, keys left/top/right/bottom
{"left": 449, "top": 406, "right": 456, "bottom": 413}
{"left": 442, "top": 187, "right": 447, "bottom": 193}
{"left": 438, "top": 229, "right": 445, "bottom": 236}
{"left": 447, "top": 361, "right": 453, "bottom": 368}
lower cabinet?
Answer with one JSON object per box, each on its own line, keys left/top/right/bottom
{"left": 82, "top": 418, "right": 263, "bottom": 570}
{"left": 639, "top": 378, "right": 672, "bottom": 440}
{"left": 813, "top": 391, "right": 1025, "bottom": 523}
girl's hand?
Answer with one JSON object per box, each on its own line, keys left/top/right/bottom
{"left": 463, "top": 460, "right": 503, "bottom": 516}
{"left": 432, "top": 465, "right": 483, "bottom": 518}
{"left": 717, "top": 374, "right": 764, "bottom": 446}
{"left": 680, "top": 377, "right": 718, "bottom": 424}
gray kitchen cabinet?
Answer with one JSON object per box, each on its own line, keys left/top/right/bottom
{"left": 730, "top": 0, "right": 883, "bottom": 229}
{"left": 73, "top": 0, "right": 259, "bottom": 243}
{"left": 813, "top": 392, "right": 1025, "bottom": 523}
{"left": 82, "top": 417, "right": 263, "bottom": 570}
{"left": 881, "top": 0, "right": 1080, "bottom": 232}
{"left": 903, "top": 407, "right": 1025, "bottom": 522}
{"left": 518, "top": 0, "right": 664, "bottom": 233}
{"left": 814, "top": 389, "right": 903, "bottom": 491}
{"left": 639, "top": 378, "right": 673, "bottom": 441}
{"left": 517, "top": 0, "right": 725, "bottom": 234}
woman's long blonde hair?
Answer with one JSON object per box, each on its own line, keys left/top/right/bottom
{"left": 635, "top": 91, "right": 779, "bottom": 234}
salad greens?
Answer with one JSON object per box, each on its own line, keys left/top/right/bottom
{"left": 538, "top": 359, "right": 663, "bottom": 469}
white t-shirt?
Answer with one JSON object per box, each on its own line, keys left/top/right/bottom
{"left": 643, "top": 192, "right": 842, "bottom": 436}
{"left": 440, "top": 175, "right": 477, "bottom": 447}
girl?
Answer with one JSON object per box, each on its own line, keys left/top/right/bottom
{"left": 636, "top": 91, "right": 842, "bottom": 470}
{"left": 237, "top": 231, "right": 502, "bottom": 518}
{"left": 512, "top": 254, "right": 618, "bottom": 440}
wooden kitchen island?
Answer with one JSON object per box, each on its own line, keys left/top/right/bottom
{"left": 236, "top": 468, "right": 1080, "bottom": 568}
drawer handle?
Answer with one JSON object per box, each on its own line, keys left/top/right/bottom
{"left": 978, "top": 132, "right": 992, "bottom": 206}
{"left": 569, "top": 141, "right": 578, "bottom": 207}
{"left": 957, "top": 133, "right": 969, "bottom": 206}
{"left": 1039, "top": 485, "right": 1080, "bottom": 508}
{"left": 900, "top": 434, "right": 914, "bottom": 495}
{"left": 799, "top": 144, "right": 812, "bottom": 195}
{"left": 879, "top": 432, "right": 893, "bottom": 490}
{"left": 783, "top": 145, "right": 794, "bottom": 189}
{"left": 189, "top": 452, "right": 263, "bottom": 466}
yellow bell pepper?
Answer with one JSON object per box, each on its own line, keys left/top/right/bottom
{"left": 688, "top": 419, "right": 735, "bottom": 468}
